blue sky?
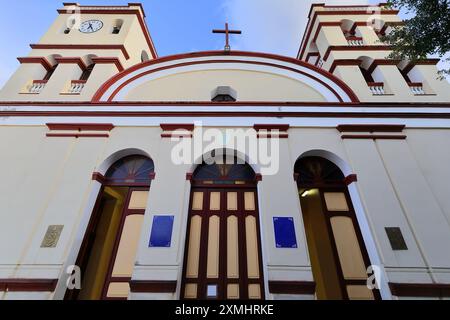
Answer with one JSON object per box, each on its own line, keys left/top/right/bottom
{"left": 0, "top": 0, "right": 447, "bottom": 87}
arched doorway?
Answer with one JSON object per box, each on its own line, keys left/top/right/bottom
{"left": 181, "top": 153, "right": 264, "bottom": 300}
{"left": 295, "top": 156, "right": 380, "bottom": 300}
{"left": 67, "top": 155, "right": 154, "bottom": 300}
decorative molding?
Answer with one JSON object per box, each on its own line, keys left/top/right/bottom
{"left": 46, "top": 123, "right": 115, "bottom": 131}
{"left": 92, "top": 172, "right": 106, "bottom": 184}
{"left": 389, "top": 283, "right": 450, "bottom": 298}
{"left": 344, "top": 174, "right": 358, "bottom": 185}
{"left": 337, "top": 124, "right": 406, "bottom": 133}
{"left": 254, "top": 124, "right": 290, "bottom": 139}
{"left": 46, "top": 123, "right": 114, "bottom": 139}
{"left": 329, "top": 59, "right": 361, "bottom": 73}
{"left": 367, "top": 59, "right": 402, "bottom": 74}
{"left": 91, "top": 57, "right": 124, "bottom": 72}
{"left": 160, "top": 123, "right": 194, "bottom": 138}
{"left": 255, "top": 173, "right": 263, "bottom": 182}
{"left": 323, "top": 45, "right": 391, "bottom": 61}
{"left": 403, "top": 59, "right": 441, "bottom": 74}
{"left": 54, "top": 57, "right": 87, "bottom": 70}
{"left": 30, "top": 44, "right": 131, "bottom": 60}
{"left": 268, "top": 281, "right": 316, "bottom": 295}
{"left": 46, "top": 133, "right": 110, "bottom": 138}
{"left": 91, "top": 51, "right": 359, "bottom": 103}
{"left": 341, "top": 135, "right": 407, "bottom": 140}
{"left": 0, "top": 279, "right": 58, "bottom": 292}
{"left": 129, "top": 280, "right": 177, "bottom": 293}
{"left": 17, "top": 57, "right": 53, "bottom": 71}
{"left": 186, "top": 173, "right": 193, "bottom": 181}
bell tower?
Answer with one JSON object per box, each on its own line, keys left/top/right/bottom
{"left": 298, "top": 3, "right": 450, "bottom": 103}
{"left": 0, "top": 2, "right": 157, "bottom": 102}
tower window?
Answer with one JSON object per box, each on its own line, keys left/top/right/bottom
{"left": 80, "top": 64, "right": 95, "bottom": 81}
{"left": 112, "top": 19, "right": 124, "bottom": 34}
{"left": 359, "top": 67, "right": 374, "bottom": 83}
{"left": 211, "top": 86, "right": 237, "bottom": 102}
{"left": 43, "top": 65, "right": 57, "bottom": 81}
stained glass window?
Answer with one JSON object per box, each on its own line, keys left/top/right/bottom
{"left": 193, "top": 156, "right": 255, "bottom": 184}
{"left": 295, "top": 156, "right": 344, "bottom": 186}
{"left": 105, "top": 155, "right": 154, "bottom": 185}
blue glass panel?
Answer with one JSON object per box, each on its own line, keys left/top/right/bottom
{"left": 273, "top": 217, "right": 297, "bottom": 249}
{"left": 149, "top": 215, "right": 174, "bottom": 248}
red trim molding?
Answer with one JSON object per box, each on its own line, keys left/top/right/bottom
{"left": 0, "top": 279, "right": 58, "bottom": 292}
{"left": 324, "top": 45, "right": 391, "bottom": 61}
{"left": 341, "top": 134, "right": 407, "bottom": 140}
{"left": 268, "top": 281, "right": 316, "bottom": 295}
{"left": 161, "top": 123, "right": 194, "bottom": 139}
{"left": 367, "top": 59, "right": 401, "bottom": 74}
{"left": 55, "top": 57, "right": 87, "bottom": 70}
{"left": 160, "top": 124, "right": 195, "bottom": 132}
{"left": 17, "top": 57, "right": 53, "bottom": 71}
{"left": 344, "top": 174, "right": 358, "bottom": 185}
{"left": 129, "top": 280, "right": 177, "bottom": 293}
{"left": 92, "top": 172, "right": 106, "bottom": 184}
{"left": 92, "top": 51, "right": 359, "bottom": 103}
{"left": 254, "top": 124, "right": 289, "bottom": 139}
{"left": 92, "top": 57, "right": 124, "bottom": 72}
{"left": 337, "top": 124, "right": 405, "bottom": 133}
{"left": 329, "top": 59, "right": 361, "bottom": 73}
{"left": 46, "top": 123, "right": 115, "bottom": 132}
{"left": 46, "top": 133, "right": 110, "bottom": 138}
{"left": 403, "top": 59, "right": 441, "bottom": 74}
{"left": 389, "top": 283, "right": 450, "bottom": 298}
{"left": 30, "top": 44, "right": 130, "bottom": 60}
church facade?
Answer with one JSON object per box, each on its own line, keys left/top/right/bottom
{"left": 0, "top": 3, "right": 450, "bottom": 300}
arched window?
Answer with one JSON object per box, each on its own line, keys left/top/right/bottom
{"left": 141, "top": 50, "right": 150, "bottom": 63}
{"left": 192, "top": 155, "right": 256, "bottom": 185}
{"left": 295, "top": 156, "right": 380, "bottom": 300}
{"left": 79, "top": 64, "right": 95, "bottom": 81}
{"left": 112, "top": 19, "right": 124, "bottom": 34}
{"left": 43, "top": 64, "right": 57, "bottom": 81}
{"left": 105, "top": 155, "right": 155, "bottom": 185}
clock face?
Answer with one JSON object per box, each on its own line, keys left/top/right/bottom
{"left": 79, "top": 20, "right": 103, "bottom": 33}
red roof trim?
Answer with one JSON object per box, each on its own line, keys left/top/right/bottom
{"left": 30, "top": 44, "right": 131, "bottom": 60}
{"left": 92, "top": 51, "right": 359, "bottom": 103}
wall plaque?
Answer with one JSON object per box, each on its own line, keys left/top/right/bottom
{"left": 385, "top": 227, "right": 408, "bottom": 251}
{"left": 40, "top": 225, "right": 64, "bottom": 248}
{"left": 273, "top": 217, "right": 297, "bottom": 248}
{"left": 149, "top": 215, "right": 174, "bottom": 248}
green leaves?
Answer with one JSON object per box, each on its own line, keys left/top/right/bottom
{"left": 383, "top": 0, "right": 450, "bottom": 77}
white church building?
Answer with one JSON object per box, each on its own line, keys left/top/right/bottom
{"left": 0, "top": 2, "right": 450, "bottom": 300}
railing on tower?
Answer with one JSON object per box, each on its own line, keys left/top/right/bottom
{"left": 367, "top": 82, "right": 385, "bottom": 95}
{"left": 408, "top": 82, "right": 426, "bottom": 95}
{"left": 346, "top": 36, "right": 364, "bottom": 46}
{"left": 28, "top": 80, "right": 47, "bottom": 94}
{"left": 68, "top": 80, "right": 87, "bottom": 94}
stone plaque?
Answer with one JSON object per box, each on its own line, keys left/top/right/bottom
{"left": 40, "top": 225, "right": 64, "bottom": 248}
{"left": 385, "top": 227, "right": 408, "bottom": 251}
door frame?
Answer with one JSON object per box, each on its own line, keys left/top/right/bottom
{"left": 180, "top": 185, "right": 265, "bottom": 300}
{"left": 300, "top": 185, "right": 381, "bottom": 300}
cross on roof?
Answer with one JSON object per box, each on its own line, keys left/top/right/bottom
{"left": 212, "top": 23, "right": 242, "bottom": 51}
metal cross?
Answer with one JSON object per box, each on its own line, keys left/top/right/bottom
{"left": 212, "top": 23, "right": 242, "bottom": 51}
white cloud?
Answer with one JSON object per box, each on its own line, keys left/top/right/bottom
{"left": 223, "top": 0, "right": 377, "bottom": 56}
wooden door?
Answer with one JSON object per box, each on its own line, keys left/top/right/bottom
{"left": 101, "top": 187, "right": 149, "bottom": 300}
{"left": 181, "top": 188, "right": 265, "bottom": 300}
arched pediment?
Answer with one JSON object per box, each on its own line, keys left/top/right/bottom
{"left": 93, "top": 51, "right": 358, "bottom": 103}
